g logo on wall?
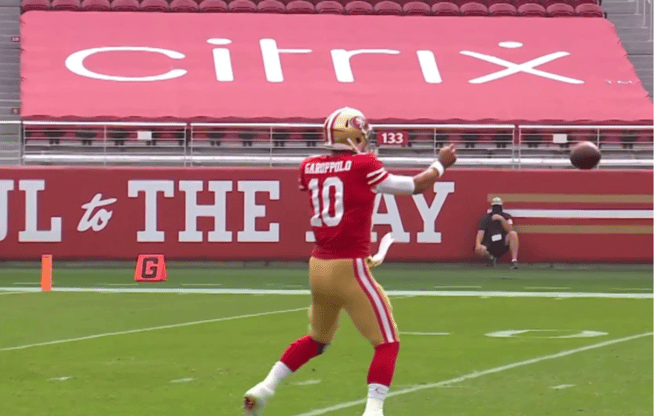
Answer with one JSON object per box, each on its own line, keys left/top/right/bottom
{"left": 134, "top": 254, "right": 167, "bottom": 282}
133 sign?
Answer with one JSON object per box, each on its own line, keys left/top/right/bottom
{"left": 376, "top": 131, "right": 409, "bottom": 147}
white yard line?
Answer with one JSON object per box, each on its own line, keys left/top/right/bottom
{"left": 181, "top": 283, "right": 223, "bottom": 286}
{"left": 170, "top": 377, "right": 195, "bottom": 383}
{"left": 0, "top": 291, "right": 35, "bottom": 296}
{"left": 292, "top": 331, "right": 653, "bottom": 416}
{"left": 433, "top": 285, "right": 483, "bottom": 289}
{"left": 0, "top": 307, "right": 308, "bottom": 352}
{"left": 0, "top": 287, "right": 650, "bottom": 299}
{"left": 551, "top": 384, "right": 576, "bottom": 389}
{"left": 524, "top": 287, "right": 571, "bottom": 290}
{"left": 98, "top": 283, "right": 138, "bottom": 286}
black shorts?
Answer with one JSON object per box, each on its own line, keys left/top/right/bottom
{"left": 484, "top": 242, "right": 509, "bottom": 258}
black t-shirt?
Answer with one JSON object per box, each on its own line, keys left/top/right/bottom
{"left": 478, "top": 212, "right": 513, "bottom": 246}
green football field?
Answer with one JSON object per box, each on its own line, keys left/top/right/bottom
{"left": 0, "top": 263, "right": 652, "bottom": 416}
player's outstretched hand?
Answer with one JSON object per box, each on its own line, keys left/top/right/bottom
{"left": 439, "top": 144, "right": 457, "bottom": 168}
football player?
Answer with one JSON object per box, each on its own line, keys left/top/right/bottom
{"left": 243, "top": 107, "right": 457, "bottom": 416}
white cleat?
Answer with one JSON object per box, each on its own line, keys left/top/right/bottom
{"left": 362, "top": 412, "right": 384, "bottom": 416}
{"left": 243, "top": 382, "right": 274, "bottom": 416}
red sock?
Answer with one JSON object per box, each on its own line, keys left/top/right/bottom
{"left": 367, "top": 342, "right": 400, "bottom": 386}
{"left": 280, "top": 335, "right": 327, "bottom": 372}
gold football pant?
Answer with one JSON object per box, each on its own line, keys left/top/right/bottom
{"left": 308, "top": 257, "right": 399, "bottom": 346}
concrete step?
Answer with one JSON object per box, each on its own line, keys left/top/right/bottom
{"left": 609, "top": 14, "right": 650, "bottom": 26}
{"left": 0, "top": 62, "right": 20, "bottom": 71}
{"left": 0, "top": 69, "right": 20, "bottom": 78}
{"left": 0, "top": 78, "right": 20, "bottom": 86}
{"left": 619, "top": 33, "right": 652, "bottom": 41}
{"left": 616, "top": 26, "right": 652, "bottom": 35}
{"left": 0, "top": 48, "right": 19, "bottom": 59}
{"left": 0, "top": 108, "right": 20, "bottom": 116}
{"left": 0, "top": 122, "right": 19, "bottom": 133}
{"left": 623, "top": 40, "right": 654, "bottom": 53}
{"left": 0, "top": 42, "right": 21, "bottom": 50}
{"left": 0, "top": 25, "right": 20, "bottom": 36}
{"left": 604, "top": 2, "right": 639, "bottom": 13}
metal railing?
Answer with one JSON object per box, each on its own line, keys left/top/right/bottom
{"left": 12, "top": 120, "right": 654, "bottom": 169}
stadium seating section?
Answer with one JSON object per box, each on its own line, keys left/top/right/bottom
{"left": 21, "top": 0, "right": 605, "bottom": 16}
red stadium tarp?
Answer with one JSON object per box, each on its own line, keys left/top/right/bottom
{"left": 0, "top": 167, "right": 651, "bottom": 262}
{"left": 21, "top": 12, "right": 652, "bottom": 124}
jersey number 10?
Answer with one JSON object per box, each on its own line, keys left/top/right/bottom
{"left": 308, "top": 177, "right": 344, "bottom": 227}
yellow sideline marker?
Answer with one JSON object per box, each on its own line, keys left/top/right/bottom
{"left": 41, "top": 254, "right": 52, "bottom": 292}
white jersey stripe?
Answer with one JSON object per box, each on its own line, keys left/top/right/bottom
{"left": 367, "top": 171, "right": 388, "bottom": 186}
{"left": 362, "top": 263, "right": 397, "bottom": 342}
{"left": 366, "top": 168, "right": 386, "bottom": 178}
{"left": 324, "top": 109, "right": 340, "bottom": 145}
{"left": 353, "top": 258, "right": 389, "bottom": 343}
{"left": 355, "top": 258, "right": 396, "bottom": 343}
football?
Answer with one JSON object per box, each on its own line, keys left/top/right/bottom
{"left": 570, "top": 141, "right": 601, "bottom": 170}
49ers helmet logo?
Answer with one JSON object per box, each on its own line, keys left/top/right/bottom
{"left": 349, "top": 116, "right": 368, "bottom": 131}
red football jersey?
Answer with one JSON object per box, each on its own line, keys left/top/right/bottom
{"left": 299, "top": 152, "right": 389, "bottom": 259}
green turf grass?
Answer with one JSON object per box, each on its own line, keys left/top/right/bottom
{"left": 0, "top": 278, "right": 651, "bottom": 416}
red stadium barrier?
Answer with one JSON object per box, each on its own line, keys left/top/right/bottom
{"left": 0, "top": 167, "right": 650, "bottom": 262}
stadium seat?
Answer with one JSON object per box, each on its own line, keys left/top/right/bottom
{"left": 575, "top": 0, "right": 599, "bottom": 5}
{"left": 547, "top": 2, "right": 574, "bottom": 15}
{"left": 22, "top": 0, "right": 50, "bottom": 11}
{"left": 140, "top": 0, "right": 169, "bottom": 11}
{"left": 345, "top": 0, "right": 373, "bottom": 14}
{"left": 74, "top": 129, "right": 99, "bottom": 145}
{"left": 229, "top": 0, "right": 257, "bottom": 11}
{"left": 81, "top": 0, "right": 110, "bottom": 10}
{"left": 431, "top": 1, "right": 459, "bottom": 15}
{"left": 514, "top": 0, "right": 539, "bottom": 7}
{"left": 403, "top": 1, "right": 431, "bottom": 15}
{"left": 171, "top": 0, "right": 199, "bottom": 11}
{"left": 521, "top": 132, "right": 543, "bottom": 148}
{"left": 285, "top": 0, "right": 314, "bottom": 12}
{"left": 459, "top": 1, "right": 488, "bottom": 15}
{"left": 488, "top": 2, "right": 516, "bottom": 14}
{"left": 456, "top": 0, "right": 485, "bottom": 5}
{"left": 370, "top": 0, "right": 399, "bottom": 6}
{"left": 517, "top": 3, "right": 546, "bottom": 16}
{"left": 597, "top": 131, "right": 620, "bottom": 146}
{"left": 199, "top": 0, "right": 228, "bottom": 12}
{"left": 636, "top": 129, "right": 654, "bottom": 144}
{"left": 374, "top": 0, "right": 402, "bottom": 14}
{"left": 111, "top": 0, "right": 139, "bottom": 11}
{"left": 51, "top": 0, "right": 80, "bottom": 10}
{"left": 418, "top": 0, "right": 444, "bottom": 6}
{"left": 575, "top": 3, "right": 603, "bottom": 16}
{"left": 257, "top": 0, "right": 285, "bottom": 12}
{"left": 569, "top": 130, "right": 593, "bottom": 145}
{"left": 486, "top": 0, "right": 510, "bottom": 6}
{"left": 316, "top": 0, "right": 344, "bottom": 13}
